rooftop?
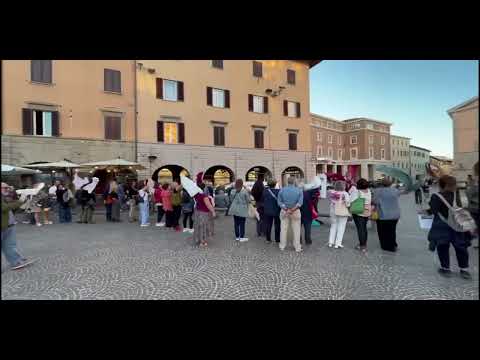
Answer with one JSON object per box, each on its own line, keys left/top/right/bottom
{"left": 391, "top": 134, "right": 411, "bottom": 140}
{"left": 410, "top": 145, "right": 431, "bottom": 152}
{"left": 447, "top": 96, "right": 479, "bottom": 115}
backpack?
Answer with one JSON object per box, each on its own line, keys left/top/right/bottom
{"left": 434, "top": 193, "right": 477, "bottom": 233}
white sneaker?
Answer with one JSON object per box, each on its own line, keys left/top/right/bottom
{"left": 36, "top": 223, "right": 42, "bottom": 227}
{"left": 235, "top": 238, "right": 240, "bottom": 241}
{"left": 159, "top": 222, "right": 165, "bottom": 227}
{"left": 183, "top": 228, "right": 189, "bottom": 233}
{"left": 334, "top": 244, "right": 343, "bottom": 249}
{"left": 239, "top": 238, "right": 249, "bottom": 242}
{"left": 328, "top": 243, "right": 333, "bottom": 248}
{"left": 189, "top": 229, "right": 194, "bottom": 233}
{"left": 140, "top": 224, "right": 150, "bottom": 227}
{"left": 155, "top": 223, "right": 162, "bottom": 227}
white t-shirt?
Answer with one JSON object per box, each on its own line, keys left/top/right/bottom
{"left": 48, "top": 185, "right": 57, "bottom": 195}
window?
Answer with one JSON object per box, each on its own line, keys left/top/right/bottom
{"left": 288, "top": 133, "right": 297, "bottom": 151}
{"left": 104, "top": 116, "right": 122, "bottom": 140}
{"left": 316, "top": 132, "right": 321, "bottom": 142}
{"left": 369, "top": 147, "right": 374, "bottom": 159}
{"left": 104, "top": 69, "right": 121, "bottom": 93}
{"left": 284, "top": 101, "right": 300, "bottom": 118}
{"left": 212, "top": 60, "right": 223, "bottom": 69}
{"left": 381, "top": 136, "right": 386, "bottom": 145}
{"left": 253, "top": 61, "right": 263, "bottom": 77}
{"left": 253, "top": 96, "right": 264, "bottom": 113}
{"left": 328, "top": 134, "right": 333, "bottom": 144}
{"left": 338, "top": 149, "right": 343, "bottom": 160}
{"left": 254, "top": 129, "right": 264, "bottom": 149}
{"left": 337, "top": 136, "right": 342, "bottom": 145}
{"left": 369, "top": 135, "right": 374, "bottom": 144}
{"left": 157, "top": 121, "right": 185, "bottom": 144}
{"left": 213, "top": 126, "right": 225, "bottom": 146}
{"left": 31, "top": 60, "right": 52, "bottom": 83}
{"left": 381, "top": 148, "right": 385, "bottom": 159}
{"left": 327, "top": 147, "right": 333, "bottom": 158}
{"left": 207, "top": 87, "right": 230, "bottom": 108}
{"left": 156, "top": 78, "right": 184, "bottom": 102}
{"left": 287, "top": 69, "right": 296, "bottom": 85}
{"left": 354, "top": 123, "right": 361, "bottom": 129}
{"left": 248, "top": 94, "right": 268, "bottom": 114}
{"left": 367, "top": 124, "right": 373, "bottom": 130}
{"left": 22, "top": 108, "right": 59, "bottom": 137}
{"left": 350, "top": 148, "right": 358, "bottom": 160}
{"left": 316, "top": 145, "right": 323, "bottom": 156}
{"left": 350, "top": 135, "right": 358, "bottom": 145}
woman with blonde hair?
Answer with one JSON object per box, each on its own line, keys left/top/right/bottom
{"left": 328, "top": 181, "right": 351, "bottom": 249}
{"left": 103, "top": 180, "right": 120, "bottom": 222}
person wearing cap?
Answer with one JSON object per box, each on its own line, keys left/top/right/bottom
{"left": 1, "top": 183, "right": 36, "bottom": 270}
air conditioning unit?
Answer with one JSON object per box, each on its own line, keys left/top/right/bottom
{"left": 148, "top": 68, "right": 156, "bottom": 74}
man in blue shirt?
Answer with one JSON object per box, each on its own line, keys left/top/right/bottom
{"left": 277, "top": 177, "right": 304, "bottom": 252}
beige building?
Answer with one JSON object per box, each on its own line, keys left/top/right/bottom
{"left": 311, "top": 114, "right": 392, "bottom": 180}
{"left": 429, "top": 155, "right": 454, "bottom": 176}
{"left": 448, "top": 96, "right": 479, "bottom": 182}
{"left": 409, "top": 145, "right": 431, "bottom": 179}
{"left": 390, "top": 135, "right": 411, "bottom": 173}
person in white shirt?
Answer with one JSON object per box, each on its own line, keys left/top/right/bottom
{"left": 349, "top": 178, "right": 372, "bottom": 253}
{"left": 328, "top": 181, "right": 351, "bottom": 249}
{"left": 138, "top": 181, "right": 150, "bottom": 227}
{"left": 319, "top": 171, "right": 327, "bottom": 199}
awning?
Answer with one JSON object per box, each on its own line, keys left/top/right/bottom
{"left": 80, "top": 158, "right": 146, "bottom": 170}
{"left": 2, "top": 164, "right": 41, "bottom": 175}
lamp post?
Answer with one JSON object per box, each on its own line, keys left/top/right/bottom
{"left": 148, "top": 155, "right": 157, "bottom": 180}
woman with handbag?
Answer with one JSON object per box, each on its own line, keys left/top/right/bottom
{"left": 328, "top": 181, "right": 351, "bottom": 249}
{"left": 228, "top": 179, "right": 251, "bottom": 242}
{"left": 56, "top": 182, "right": 72, "bottom": 223}
{"left": 262, "top": 179, "right": 281, "bottom": 244}
{"left": 349, "top": 178, "right": 372, "bottom": 253}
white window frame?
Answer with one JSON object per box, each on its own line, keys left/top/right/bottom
{"left": 350, "top": 147, "right": 358, "bottom": 160}
{"left": 287, "top": 101, "right": 297, "bottom": 118}
{"left": 163, "top": 80, "right": 178, "bottom": 101}
{"left": 316, "top": 145, "right": 322, "bottom": 156}
{"left": 327, "top": 147, "right": 333, "bottom": 159}
{"left": 350, "top": 135, "right": 358, "bottom": 145}
{"left": 32, "top": 110, "right": 53, "bottom": 137}
{"left": 212, "top": 88, "right": 226, "bottom": 108}
{"left": 369, "top": 135, "right": 374, "bottom": 144}
{"left": 381, "top": 148, "right": 385, "bottom": 160}
{"left": 253, "top": 95, "right": 264, "bottom": 114}
{"left": 381, "top": 136, "right": 386, "bottom": 145}
{"left": 337, "top": 149, "right": 343, "bottom": 160}
{"left": 327, "top": 134, "right": 333, "bottom": 144}
{"left": 369, "top": 147, "right": 374, "bottom": 159}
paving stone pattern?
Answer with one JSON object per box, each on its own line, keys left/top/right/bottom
{"left": 1, "top": 193, "right": 478, "bottom": 300}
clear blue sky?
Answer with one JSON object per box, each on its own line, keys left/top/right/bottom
{"left": 310, "top": 60, "right": 479, "bottom": 157}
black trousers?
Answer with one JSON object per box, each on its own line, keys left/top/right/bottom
{"left": 183, "top": 212, "right": 194, "bottom": 229}
{"left": 157, "top": 206, "right": 165, "bottom": 223}
{"left": 415, "top": 190, "right": 422, "bottom": 205}
{"left": 376, "top": 219, "right": 399, "bottom": 251}
{"left": 264, "top": 215, "right": 280, "bottom": 242}
{"left": 302, "top": 220, "right": 312, "bottom": 244}
{"left": 172, "top": 206, "right": 182, "bottom": 227}
{"left": 105, "top": 204, "right": 112, "bottom": 221}
{"left": 165, "top": 210, "right": 174, "bottom": 227}
{"left": 353, "top": 214, "right": 369, "bottom": 247}
{"left": 256, "top": 206, "right": 265, "bottom": 236}
{"left": 437, "top": 242, "right": 469, "bottom": 269}
{"left": 233, "top": 216, "right": 246, "bottom": 238}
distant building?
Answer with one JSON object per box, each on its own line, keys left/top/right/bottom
{"left": 447, "top": 96, "right": 479, "bottom": 182}
{"left": 409, "top": 145, "right": 431, "bottom": 179}
{"left": 390, "top": 135, "right": 411, "bottom": 174}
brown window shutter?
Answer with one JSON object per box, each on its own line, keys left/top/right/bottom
{"left": 248, "top": 94, "right": 253, "bottom": 112}
{"left": 259, "top": 131, "right": 264, "bottom": 148}
{"left": 156, "top": 78, "right": 163, "bottom": 99}
{"left": 177, "top": 81, "right": 184, "bottom": 101}
{"left": 104, "top": 69, "right": 109, "bottom": 91}
{"left": 289, "top": 133, "right": 297, "bottom": 150}
{"left": 296, "top": 102, "right": 301, "bottom": 118}
{"left": 104, "top": 117, "right": 111, "bottom": 139}
{"left": 212, "top": 60, "right": 223, "bottom": 69}
{"left": 112, "top": 117, "right": 121, "bottom": 140}
{"left": 254, "top": 131, "right": 259, "bottom": 148}
{"left": 31, "top": 61, "right": 41, "bottom": 82}
{"left": 157, "top": 121, "right": 164, "bottom": 142}
{"left": 51, "top": 111, "right": 60, "bottom": 137}
{"left": 263, "top": 96, "right": 268, "bottom": 114}
{"left": 22, "top": 108, "right": 33, "bottom": 135}
{"left": 207, "top": 87, "right": 213, "bottom": 106}
{"left": 283, "top": 101, "right": 288, "bottom": 116}
{"left": 220, "top": 127, "right": 225, "bottom": 146}
{"left": 224, "top": 90, "right": 230, "bottom": 108}
{"left": 178, "top": 123, "right": 185, "bottom": 143}
{"left": 43, "top": 60, "right": 52, "bottom": 83}
{"left": 253, "top": 61, "right": 262, "bottom": 77}
{"left": 213, "top": 127, "right": 219, "bottom": 145}
{"left": 287, "top": 69, "right": 296, "bottom": 85}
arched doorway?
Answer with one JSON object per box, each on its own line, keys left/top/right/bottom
{"left": 152, "top": 165, "right": 190, "bottom": 184}
{"left": 245, "top": 166, "right": 272, "bottom": 182}
{"left": 204, "top": 165, "right": 234, "bottom": 187}
{"left": 281, "top": 166, "right": 304, "bottom": 186}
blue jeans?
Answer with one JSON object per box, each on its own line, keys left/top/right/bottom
{"left": 139, "top": 202, "right": 150, "bottom": 225}
{"left": 1, "top": 226, "right": 23, "bottom": 267}
{"left": 233, "top": 216, "right": 246, "bottom": 238}
{"left": 58, "top": 206, "right": 72, "bottom": 223}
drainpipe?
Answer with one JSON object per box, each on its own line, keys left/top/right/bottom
{"left": 134, "top": 60, "right": 138, "bottom": 163}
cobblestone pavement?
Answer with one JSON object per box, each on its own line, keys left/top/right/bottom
{"left": 1, "top": 193, "right": 478, "bottom": 300}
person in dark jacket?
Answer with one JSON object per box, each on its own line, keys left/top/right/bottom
{"left": 251, "top": 174, "right": 265, "bottom": 237}
{"left": 428, "top": 175, "right": 472, "bottom": 280}
{"left": 300, "top": 188, "right": 320, "bottom": 245}
{"left": 262, "top": 179, "right": 281, "bottom": 243}
{"left": 56, "top": 182, "right": 72, "bottom": 223}
{"left": 78, "top": 182, "right": 96, "bottom": 224}
{"left": 181, "top": 189, "right": 195, "bottom": 233}
{"left": 103, "top": 181, "right": 120, "bottom": 222}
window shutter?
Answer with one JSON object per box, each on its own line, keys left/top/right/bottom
{"left": 31, "top": 61, "right": 41, "bottom": 82}
{"left": 178, "top": 123, "right": 185, "bottom": 143}
{"left": 248, "top": 94, "right": 254, "bottom": 112}
{"left": 283, "top": 101, "right": 288, "bottom": 116}
{"left": 287, "top": 69, "right": 295, "bottom": 85}
{"left": 156, "top": 78, "right": 163, "bottom": 99}
{"left": 224, "top": 90, "right": 230, "bottom": 108}
{"left": 289, "top": 133, "right": 297, "bottom": 151}
{"left": 114, "top": 71, "right": 121, "bottom": 93}
{"left": 104, "top": 69, "right": 110, "bottom": 91}
{"left": 296, "top": 102, "right": 301, "bottom": 118}
{"left": 263, "top": 96, "right": 268, "bottom": 114}
{"left": 177, "top": 81, "right": 184, "bottom": 101}
{"left": 259, "top": 131, "right": 264, "bottom": 148}
{"left": 157, "top": 121, "right": 164, "bottom": 142}
{"left": 207, "top": 87, "right": 213, "bottom": 106}
{"left": 253, "top": 61, "right": 262, "bottom": 77}
{"left": 212, "top": 60, "right": 223, "bottom": 69}
{"left": 254, "top": 131, "right": 259, "bottom": 148}
{"left": 220, "top": 127, "right": 225, "bottom": 146}
{"left": 22, "top": 108, "right": 33, "bottom": 135}
{"left": 43, "top": 61, "right": 52, "bottom": 83}
{"left": 112, "top": 117, "right": 121, "bottom": 140}
{"left": 104, "top": 117, "right": 111, "bottom": 139}
{"left": 51, "top": 111, "right": 60, "bottom": 137}
{"left": 213, "top": 127, "right": 219, "bottom": 145}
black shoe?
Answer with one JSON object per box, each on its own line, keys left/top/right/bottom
{"left": 438, "top": 268, "right": 452, "bottom": 277}
{"left": 460, "top": 270, "right": 472, "bottom": 280}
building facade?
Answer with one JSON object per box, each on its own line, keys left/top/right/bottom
{"left": 311, "top": 114, "right": 392, "bottom": 181}
{"left": 390, "top": 135, "right": 411, "bottom": 174}
{"left": 429, "top": 155, "right": 454, "bottom": 176}
{"left": 409, "top": 145, "right": 431, "bottom": 179}
{"left": 448, "top": 96, "right": 479, "bottom": 182}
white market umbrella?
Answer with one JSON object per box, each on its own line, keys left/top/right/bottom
{"left": 1, "top": 164, "right": 41, "bottom": 175}
{"left": 80, "top": 158, "right": 146, "bottom": 170}
{"left": 23, "top": 160, "right": 81, "bottom": 169}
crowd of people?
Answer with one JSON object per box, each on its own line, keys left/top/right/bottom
{"left": 2, "top": 164, "right": 478, "bottom": 280}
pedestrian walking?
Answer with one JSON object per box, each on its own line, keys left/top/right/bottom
{"left": 414, "top": 175, "right": 423, "bottom": 205}
{"left": 349, "top": 178, "right": 372, "bottom": 252}
{"left": 228, "top": 179, "right": 251, "bottom": 242}
{"left": 193, "top": 180, "right": 216, "bottom": 248}
{"left": 372, "top": 178, "right": 408, "bottom": 252}
{"left": 56, "top": 182, "right": 73, "bottom": 223}
{"left": 328, "top": 181, "right": 351, "bottom": 249}
{"left": 104, "top": 181, "right": 120, "bottom": 222}
{"left": 2, "top": 183, "right": 36, "bottom": 270}
{"left": 171, "top": 182, "right": 182, "bottom": 232}
{"left": 251, "top": 174, "right": 265, "bottom": 237}
{"left": 181, "top": 188, "right": 195, "bottom": 233}
{"left": 138, "top": 181, "right": 150, "bottom": 227}
{"left": 153, "top": 183, "right": 165, "bottom": 227}
{"left": 278, "top": 177, "right": 303, "bottom": 252}
{"left": 262, "top": 179, "right": 281, "bottom": 244}
{"left": 428, "top": 175, "right": 473, "bottom": 279}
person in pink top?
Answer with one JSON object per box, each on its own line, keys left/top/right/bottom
{"left": 154, "top": 183, "right": 165, "bottom": 227}
{"left": 159, "top": 183, "right": 173, "bottom": 228}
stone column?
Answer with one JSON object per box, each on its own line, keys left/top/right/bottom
{"left": 361, "top": 163, "right": 369, "bottom": 180}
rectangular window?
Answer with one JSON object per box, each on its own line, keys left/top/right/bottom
{"left": 212, "top": 60, "right": 223, "bottom": 69}
{"left": 157, "top": 121, "right": 184, "bottom": 144}
{"left": 338, "top": 149, "right": 343, "bottom": 160}
{"left": 31, "top": 60, "right": 52, "bottom": 83}
{"left": 254, "top": 129, "right": 264, "bottom": 149}
{"left": 214, "top": 126, "right": 225, "bottom": 146}
{"left": 350, "top": 148, "right": 358, "bottom": 160}
{"left": 316, "top": 132, "right": 321, "bottom": 142}
{"left": 381, "top": 136, "right": 386, "bottom": 145}
{"left": 212, "top": 88, "right": 225, "bottom": 108}
{"left": 337, "top": 136, "right": 342, "bottom": 145}
{"left": 367, "top": 124, "right": 373, "bottom": 130}
{"left": 316, "top": 145, "right": 322, "bottom": 156}
{"left": 288, "top": 133, "right": 297, "bottom": 151}
{"left": 253, "top": 61, "right": 263, "bottom": 77}
{"left": 253, "top": 95, "right": 264, "bottom": 113}
{"left": 104, "top": 116, "right": 121, "bottom": 140}
{"left": 164, "top": 80, "right": 179, "bottom": 101}
{"left": 381, "top": 148, "right": 385, "bottom": 159}
{"left": 328, "top": 134, "right": 333, "bottom": 144}
{"left": 104, "top": 69, "right": 121, "bottom": 93}
{"left": 350, "top": 135, "right": 358, "bottom": 145}
{"left": 369, "top": 147, "right": 374, "bottom": 159}
{"left": 327, "top": 147, "right": 333, "bottom": 158}
{"left": 287, "top": 69, "right": 296, "bottom": 85}
{"left": 285, "top": 101, "right": 300, "bottom": 118}
{"left": 369, "top": 135, "right": 374, "bottom": 144}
